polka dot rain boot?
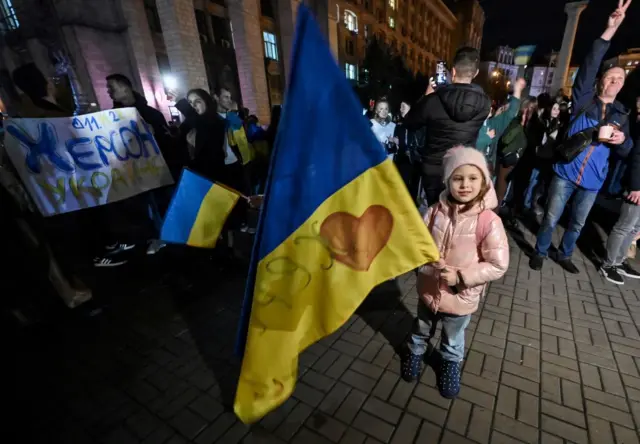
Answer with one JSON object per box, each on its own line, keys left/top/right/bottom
{"left": 438, "top": 360, "right": 461, "bottom": 399}
{"left": 401, "top": 351, "right": 422, "bottom": 382}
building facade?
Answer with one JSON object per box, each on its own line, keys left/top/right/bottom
{"left": 450, "top": 0, "right": 483, "bottom": 51}
{"left": 0, "top": 0, "right": 480, "bottom": 122}
{"left": 528, "top": 66, "right": 556, "bottom": 98}
{"left": 334, "top": 0, "right": 459, "bottom": 82}
{"left": 605, "top": 48, "right": 640, "bottom": 76}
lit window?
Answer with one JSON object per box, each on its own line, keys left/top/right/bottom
{"left": 389, "top": 0, "right": 396, "bottom": 10}
{"left": 388, "top": 16, "right": 395, "bottom": 29}
{"left": 344, "top": 10, "right": 358, "bottom": 33}
{"left": 345, "top": 63, "right": 357, "bottom": 80}
{"left": 0, "top": 0, "right": 20, "bottom": 33}
{"left": 263, "top": 31, "right": 278, "bottom": 60}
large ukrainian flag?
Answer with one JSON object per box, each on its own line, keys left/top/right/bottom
{"left": 234, "top": 5, "right": 439, "bottom": 423}
{"left": 161, "top": 169, "right": 240, "bottom": 248}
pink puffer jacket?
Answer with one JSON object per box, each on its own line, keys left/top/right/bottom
{"left": 418, "top": 187, "right": 509, "bottom": 316}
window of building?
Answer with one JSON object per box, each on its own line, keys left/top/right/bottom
{"left": 345, "top": 63, "right": 357, "bottom": 80}
{"left": 345, "top": 38, "right": 355, "bottom": 56}
{"left": 211, "top": 16, "right": 232, "bottom": 47}
{"left": 260, "top": 0, "right": 275, "bottom": 19}
{"left": 344, "top": 10, "right": 357, "bottom": 33}
{"left": 389, "top": 0, "right": 396, "bottom": 10}
{"left": 144, "top": 0, "right": 162, "bottom": 33}
{"left": 156, "top": 53, "right": 171, "bottom": 75}
{"left": 263, "top": 31, "right": 278, "bottom": 60}
{"left": 364, "top": 24, "right": 370, "bottom": 39}
{"left": 194, "top": 9, "right": 209, "bottom": 43}
{"left": 0, "top": 0, "right": 19, "bottom": 32}
{"left": 377, "top": 9, "right": 384, "bottom": 22}
{"left": 388, "top": 16, "right": 395, "bottom": 29}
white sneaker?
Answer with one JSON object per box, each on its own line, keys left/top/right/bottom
{"left": 146, "top": 240, "right": 167, "bottom": 255}
{"left": 93, "top": 256, "right": 128, "bottom": 268}
{"left": 105, "top": 243, "right": 135, "bottom": 254}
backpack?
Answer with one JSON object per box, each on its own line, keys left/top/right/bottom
{"left": 498, "top": 119, "right": 527, "bottom": 167}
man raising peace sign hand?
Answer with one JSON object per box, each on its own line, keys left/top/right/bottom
{"left": 530, "top": 0, "right": 634, "bottom": 275}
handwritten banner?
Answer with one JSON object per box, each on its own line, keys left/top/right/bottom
{"left": 4, "top": 108, "right": 174, "bottom": 216}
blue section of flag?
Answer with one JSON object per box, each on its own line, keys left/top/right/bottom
{"left": 514, "top": 45, "right": 536, "bottom": 57}
{"left": 255, "top": 7, "right": 386, "bottom": 262}
{"left": 235, "top": 3, "right": 386, "bottom": 356}
{"left": 160, "top": 169, "right": 212, "bottom": 244}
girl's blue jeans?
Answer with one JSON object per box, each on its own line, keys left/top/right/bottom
{"left": 408, "top": 300, "right": 471, "bottom": 362}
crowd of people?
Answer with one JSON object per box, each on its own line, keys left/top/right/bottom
{"left": 1, "top": 0, "right": 638, "bottom": 404}
{"left": 0, "top": 63, "right": 279, "bottom": 316}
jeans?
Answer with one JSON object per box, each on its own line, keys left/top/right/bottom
{"left": 604, "top": 201, "right": 640, "bottom": 267}
{"left": 408, "top": 301, "right": 471, "bottom": 362}
{"left": 524, "top": 168, "right": 547, "bottom": 210}
{"left": 535, "top": 175, "right": 598, "bottom": 259}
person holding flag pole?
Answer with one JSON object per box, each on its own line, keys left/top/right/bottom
{"left": 233, "top": 4, "right": 440, "bottom": 424}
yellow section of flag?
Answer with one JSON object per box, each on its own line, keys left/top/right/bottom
{"left": 187, "top": 183, "right": 240, "bottom": 247}
{"left": 234, "top": 159, "right": 439, "bottom": 423}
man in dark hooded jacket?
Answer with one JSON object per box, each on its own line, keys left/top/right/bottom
{"left": 403, "top": 47, "right": 491, "bottom": 205}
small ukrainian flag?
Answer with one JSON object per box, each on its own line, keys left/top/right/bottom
{"left": 161, "top": 169, "right": 240, "bottom": 248}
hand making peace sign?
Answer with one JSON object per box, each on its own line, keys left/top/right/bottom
{"left": 608, "top": 0, "right": 632, "bottom": 30}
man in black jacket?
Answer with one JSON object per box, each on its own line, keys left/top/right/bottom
{"left": 403, "top": 47, "right": 491, "bottom": 205}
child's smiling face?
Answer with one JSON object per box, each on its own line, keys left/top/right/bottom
{"left": 449, "top": 164, "right": 484, "bottom": 203}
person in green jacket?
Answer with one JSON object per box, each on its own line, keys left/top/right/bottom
{"left": 476, "top": 78, "right": 527, "bottom": 175}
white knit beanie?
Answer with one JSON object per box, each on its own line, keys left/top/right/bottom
{"left": 442, "top": 146, "right": 492, "bottom": 189}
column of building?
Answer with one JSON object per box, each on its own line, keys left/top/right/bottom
{"left": 551, "top": 0, "right": 588, "bottom": 95}
{"left": 227, "top": 0, "right": 271, "bottom": 123}
{"left": 156, "top": 0, "right": 209, "bottom": 93}
{"left": 118, "top": 0, "right": 168, "bottom": 115}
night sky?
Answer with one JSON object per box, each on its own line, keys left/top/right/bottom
{"left": 477, "top": 0, "right": 640, "bottom": 64}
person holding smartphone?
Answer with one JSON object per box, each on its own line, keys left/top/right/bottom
{"left": 403, "top": 47, "right": 491, "bottom": 205}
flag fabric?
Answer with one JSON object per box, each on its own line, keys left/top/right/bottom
{"left": 233, "top": 4, "right": 440, "bottom": 423}
{"left": 160, "top": 169, "right": 240, "bottom": 248}
{"left": 514, "top": 45, "right": 536, "bottom": 66}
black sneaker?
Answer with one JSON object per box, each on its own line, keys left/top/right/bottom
{"left": 529, "top": 255, "right": 544, "bottom": 270}
{"left": 600, "top": 266, "right": 624, "bottom": 285}
{"left": 557, "top": 257, "right": 580, "bottom": 274}
{"left": 618, "top": 262, "right": 640, "bottom": 279}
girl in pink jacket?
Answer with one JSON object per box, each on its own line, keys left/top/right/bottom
{"left": 402, "top": 147, "right": 509, "bottom": 399}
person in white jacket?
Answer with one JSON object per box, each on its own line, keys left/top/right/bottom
{"left": 370, "top": 99, "right": 396, "bottom": 158}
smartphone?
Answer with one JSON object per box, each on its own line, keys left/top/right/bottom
{"left": 435, "top": 61, "right": 449, "bottom": 87}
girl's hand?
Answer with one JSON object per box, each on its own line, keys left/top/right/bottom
{"left": 441, "top": 268, "right": 458, "bottom": 286}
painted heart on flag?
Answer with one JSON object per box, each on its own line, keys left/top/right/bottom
{"left": 320, "top": 205, "right": 394, "bottom": 271}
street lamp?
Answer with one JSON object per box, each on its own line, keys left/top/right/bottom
{"left": 492, "top": 70, "right": 500, "bottom": 78}
{"left": 163, "top": 74, "right": 178, "bottom": 90}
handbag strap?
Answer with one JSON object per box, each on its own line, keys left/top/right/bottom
{"left": 569, "top": 99, "right": 611, "bottom": 132}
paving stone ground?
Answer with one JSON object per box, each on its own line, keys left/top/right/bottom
{"left": 7, "top": 214, "right": 640, "bottom": 444}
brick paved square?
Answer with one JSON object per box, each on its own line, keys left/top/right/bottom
{"left": 11, "top": 221, "right": 640, "bottom": 444}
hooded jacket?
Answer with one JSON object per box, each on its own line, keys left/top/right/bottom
{"left": 404, "top": 83, "right": 491, "bottom": 166}
{"left": 418, "top": 147, "right": 509, "bottom": 316}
